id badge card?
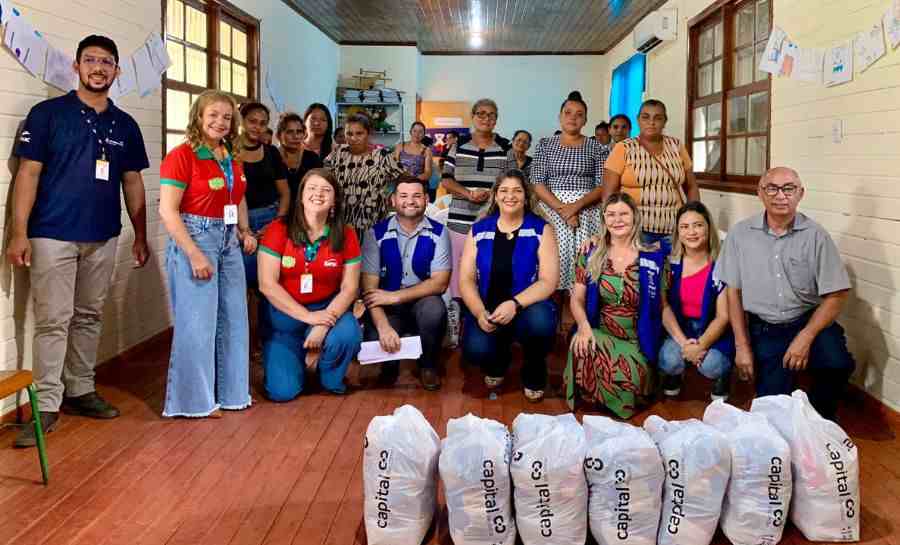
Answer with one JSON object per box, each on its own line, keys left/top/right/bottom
{"left": 95, "top": 160, "right": 110, "bottom": 181}
{"left": 223, "top": 204, "right": 238, "bottom": 225}
{"left": 300, "top": 273, "right": 313, "bottom": 294}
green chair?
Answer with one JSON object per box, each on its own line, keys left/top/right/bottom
{"left": 1, "top": 371, "right": 49, "bottom": 484}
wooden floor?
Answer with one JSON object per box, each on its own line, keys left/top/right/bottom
{"left": 1, "top": 333, "right": 899, "bottom": 545}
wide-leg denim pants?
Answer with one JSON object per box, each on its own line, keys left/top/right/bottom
{"left": 262, "top": 298, "right": 361, "bottom": 400}
{"left": 163, "top": 214, "right": 252, "bottom": 417}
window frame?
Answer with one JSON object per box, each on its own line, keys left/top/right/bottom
{"left": 161, "top": 0, "right": 261, "bottom": 152}
{"left": 686, "top": 0, "right": 773, "bottom": 195}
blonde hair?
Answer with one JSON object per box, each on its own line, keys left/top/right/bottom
{"left": 184, "top": 90, "right": 242, "bottom": 152}
{"left": 670, "top": 201, "right": 721, "bottom": 260}
{"left": 586, "top": 193, "right": 647, "bottom": 282}
{"left": 471, "top": 98, "right": 498, "bottom": 117}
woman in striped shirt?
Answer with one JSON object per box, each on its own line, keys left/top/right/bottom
{"left": 440, "top": 98, "right": 512, "bottom": 297}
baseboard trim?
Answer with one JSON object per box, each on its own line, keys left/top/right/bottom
{"left": 1, "top": 328, "right": 173, "bottom": 424}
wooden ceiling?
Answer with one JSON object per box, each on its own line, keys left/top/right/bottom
{"left": 283, "top": 0, "right": 668, "bottom": 54}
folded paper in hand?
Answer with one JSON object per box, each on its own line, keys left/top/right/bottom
{"left": 359, "top": 336, "right": 422, "bottom": 365}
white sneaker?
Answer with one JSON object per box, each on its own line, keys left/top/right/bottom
{"left": 484, "top": 376, "right": 505, "bottom": 388}
{"left": 523, "top": 387, "right": 544, "bottom": 402}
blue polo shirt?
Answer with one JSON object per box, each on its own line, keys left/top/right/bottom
{"left": 16, "top": 91, "right": 149, "bottom": 242}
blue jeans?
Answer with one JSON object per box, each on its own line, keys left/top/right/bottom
{"left": 164, "top": 214, "right": 251, "bottom": 417}
{"left": 263, "top": 297, "right": 362, "bottom": 400}
{"left": 462, "top": 300, "right": 557, "bottom": 391}
{"left": 641, "top": 231, "right": 672, "bottom": 254}
{"left": 749, "top": 312, "right": 855, "bottom": 420}
{"left": 658, "top": 318, "right": 732, "bottom": 380}
{"left": 243, "top": 204, "right": 279, "bottom": 289}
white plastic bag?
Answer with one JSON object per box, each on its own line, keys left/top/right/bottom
{"left": 751, "top": 390, "right": 860, "bottom": 542}
{"left": 643, "top": 416, "right": 730, "bottom": 545}
{"left": 510, "top": 413, "right": 588, "bottom": 545}
{"left": 582, "top": 416, "right": 664, "bottom": 545}
{"left": 703, "top": 400, "right": 793, "bottom": 545}
{"left": 439, "top": 413, "right": 516, "bottom": 545}
{"left": 363, "top": 405, "right": 441, "bottom": 545}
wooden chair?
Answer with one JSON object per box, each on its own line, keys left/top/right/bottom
{"left": 0, "top": 371, "right": 49, "bottom": 484}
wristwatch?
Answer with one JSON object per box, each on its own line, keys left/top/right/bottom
{"left": 512, "top": 297, "right": 524, "bottom": 313}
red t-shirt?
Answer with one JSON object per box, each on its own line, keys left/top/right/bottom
{"left": 259, "top": 219, "right": 361, "bottom": 304}
{"left": 680, "top": 261, "right": 712, "bottom": 319}
{"left": 160, "top": 143, "right": 247, "bottom": 218}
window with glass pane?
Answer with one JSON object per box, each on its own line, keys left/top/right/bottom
{"left": 688, "top": 0, "right": 771, "bottom": 191}
{"left": 163, "top": 0, "right": 259, "bottom": 152}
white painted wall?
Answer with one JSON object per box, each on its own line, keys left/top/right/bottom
{"left": 420, "top": 55, "right": 609, "bottom": 144}
{"left": 230, "top": 0, "right": 339, "bottom": 114}
{"left": 604, "top": 0, "right": 900, "bottom": 410}
{"left": 0, "top": 0, "right": 339, "bottom": 414}
{"left": 339, "top": 45, "right": 419, "bottom": 139}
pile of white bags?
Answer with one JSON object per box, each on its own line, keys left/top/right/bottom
{"left": 703, "top": 400, "right": 793, "bottom": 545}
{"left": 752, "top": 391, "right": 860, "bottom": 542}
{"left": 510, "top": 413, "right": 588, "bottom": 544}
{"left": 363, "top": 405, "right": 441, "bottom": 545}
{"left": 439, "top": 414, "right": 516, "bottom": 545}
{"left": 643, "top": 416, "right": 730, "bottom": 545}
{"left": 582, "top": 416, "right": 664, "bottom": 545}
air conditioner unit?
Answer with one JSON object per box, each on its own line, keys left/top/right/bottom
{"left": 633, "top": 8, "right": 678, "bottom": 53}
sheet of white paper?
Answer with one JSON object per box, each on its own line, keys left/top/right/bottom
{"left": 824, "top": 41, "right": 853, "bottom": 86}
{"left": 43, "top": 46, "right": 77, "bottom": 91}
{"left": 779, "top": 41, "right": 799, "bottom": 77}
{"left": 791, "top": 47, "right": 824, "bottom": 83}
{"left": 109, "top": 56, "right": 138, "bottom": 101}
{"left": 132, "top": 45, "right": 158, "bottom": 97}
{"left": 885, "top": 9, "right": 900, "bottom": 49}
{"left": 758, "top": 25, "right": 788, "bottom": 74}
{"left": 145, "top": 32, "right": 172, "bottom": 74}
{"left": 854, "top": 21, "right": 886, "bottom": 72}
{"left": 0, "top": 0, "right": 12, "bottom": 26}
{"left": 358, "top": 336, "right": 423, "bottom": 365}
{"left": 264, "top": 69, "right": 284, "bottom": 113}
{"left": 3, "top": 10, "right": 48, "bottom": 75}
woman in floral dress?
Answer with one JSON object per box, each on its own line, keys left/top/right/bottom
{"left": 565, "top": 192, "right": 667, "bottom": 419}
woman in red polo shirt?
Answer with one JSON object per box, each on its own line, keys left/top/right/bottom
{"left": 257, "top": 168, "right": 362, "bottom": 399}
{"left": 159, "top": 90, "right": 257, "bottom": 418}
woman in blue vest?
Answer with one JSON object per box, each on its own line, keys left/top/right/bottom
{"left": 659, "top": 201, "right": 734, "bottom": 400}
{"left": 566, "top": 192, "right": 666, "bottom": 418}
{"left": 458, "top": 169, "right": 560, "bottom": 402}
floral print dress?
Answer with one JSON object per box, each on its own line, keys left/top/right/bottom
{"left": 565, "top": 251, "right": 656, "bottom": 419}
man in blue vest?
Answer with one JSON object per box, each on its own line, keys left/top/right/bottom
{"left": 361, "top": 174, "right": 451, "bottom": 390}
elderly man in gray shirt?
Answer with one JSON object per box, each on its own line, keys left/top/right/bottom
{"left": 717, "top": 167, "right": 855, "bottom": 420}
{"left": 362, "top": 174, "right": 451, "bottom": 390}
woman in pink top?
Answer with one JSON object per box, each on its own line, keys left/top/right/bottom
{"left": 659, "top": 201, "right": 734, "bottom": 400}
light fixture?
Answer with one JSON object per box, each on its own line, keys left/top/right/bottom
{"left": 470, "top": 33, "right": 483, "bottom": 48}
{"left": 470, "top": 0, "right": 482, "bottom": 33}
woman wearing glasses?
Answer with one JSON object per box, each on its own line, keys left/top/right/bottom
{"left": 440, "top": 98, "right": 512, "bottom": 297}
{"left": 602, "top": 99, "right": 701, "bottom": 250}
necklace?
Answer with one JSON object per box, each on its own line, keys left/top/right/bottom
{"left": 497, "top": 217, "right": 523, "bottom": 240}
{"left": 243, "top": 142, "right": 262, "bottom": 151}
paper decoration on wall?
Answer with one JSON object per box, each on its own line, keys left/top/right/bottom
{"left": 885, "top": 9, "right": 900, "bottom": 49}
{"left": 854, "top": 22, "right": 886, "bottom": 72}
{"left": 145, "top": 32, "right": 172, "bottom": 74}
{"left": 758, "top": 25, "right": 789, "bottom": 74}
{"left": 791, "top": 47, "right": 824, "bottom": 83}
{"left": 109, "top": 56, "right": 138, "bottom": 101}
{"left": 264, "top": 69, "right": 284, "bottom": 113}
{"left": 3, "top": 9, "right": 48, "bottom": 75}
{"left": 132, "top": 44, "right": 158, "bottom": 97}
{"left": 0, "top": 0, "right": 12, "bottom": 25}
{"left": 779, "top": 41, "right": 799, "bottom": 76}
{"left": 824, "top": 41, "right": 853, "bottom": 86}
{"left": 44, "top": 46, "right": 77, "bottom": 91}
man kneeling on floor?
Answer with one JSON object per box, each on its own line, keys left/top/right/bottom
{"left": 361, "top": 174, "right": 451, "bottom": 390}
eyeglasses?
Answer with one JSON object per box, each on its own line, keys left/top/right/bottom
{"left": 761, "top": 184, "right": 799, "bottom": 197}
{"left": 80, "top": 55, "right": 117, "bottom": 69}
{"left": 473, "top": 110, "right": 498, "bottom": 120}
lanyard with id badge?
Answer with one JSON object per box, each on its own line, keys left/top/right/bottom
{"left": 216, "top": 154, "right": 239, "bottom": 225}
{"left": 300, "top": 236, "right": 325, "bottom": 295}
{"left": 88, "top": 112, "right": 114, "bottom": 182}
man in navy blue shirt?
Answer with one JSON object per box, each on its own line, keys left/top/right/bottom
{"left": 7, "top": 35, "right": 150, "bottom": 448}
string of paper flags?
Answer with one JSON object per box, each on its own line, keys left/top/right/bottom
{"left": 0, "top": 1, "right": 171, "bottom": 99}
{"left": 758, "top": 0, "right": 900, "bottom": 86}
